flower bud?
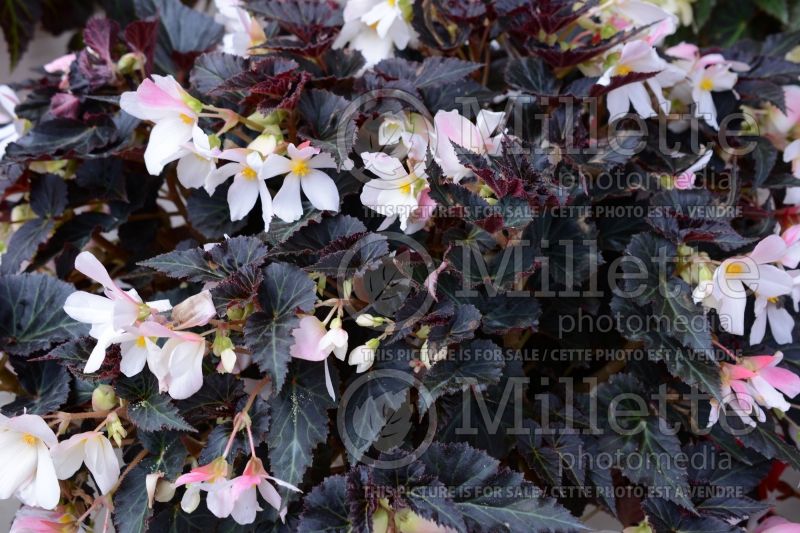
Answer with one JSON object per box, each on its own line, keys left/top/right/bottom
{"left": 117, "top": 52, "right": 144, "bottom": 74}
{"left": 356, "top": 313, "right": 385, "bottom": 327}
{"left": 220, "top": 348, "right": 237, "bottom": 373}
{"left": 212, "top": 332, "right": 234, "bottom": 357}
{"left": 172, "top": 290, "right": 216, "bottom": 329}
{"left": 92, "top": 384, "right": 117, "bottom": 412}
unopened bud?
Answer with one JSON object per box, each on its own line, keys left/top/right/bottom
{"left": 221, "top": 348, "right": 237, "bottom": 373}
{"left": 172, "top": 290, "right": 216, "bottom": 329}
{"left": 117, "top": 52, "right": 144, "bottom": 74}
{"left": 92, "top": 384, "right": 117, "bottom": 412}
{"left": 356, "top": 314, "right": 385, "bottom": 327}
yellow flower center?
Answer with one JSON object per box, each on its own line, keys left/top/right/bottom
{"left": 242, "top": 167, "right": 258, "bottom": 180}
{"left": 22, "top": 433, "right": 37, "bottom": 446}
{"left": 616, "top": 64, "right": 632, "bottom": 76}
{"left": 400, "top": 182, "right": 412, "bottom": 195}
{"left": 291, "top": 159, "right": 311, "bottom": 177}
{"left": 725, "top": 262, "right": 746, "bottom": 275}
{"left": 179, "top": 113, "right": 194, "bottom": 125}
{"left": 768, "top": 296, "right": 780, "bottom": 304}
{"left": 136, "top": 336, "right": 147, "bottom": 348}
{"left": 388, "top": 0, "right": 396, "bottom": 6}
{"left": 699, "top": 77, "right": 714, "bottom": 91}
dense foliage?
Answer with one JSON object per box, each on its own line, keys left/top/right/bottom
{"left": 3, "top": 0, "right": 800, "bottom": 531}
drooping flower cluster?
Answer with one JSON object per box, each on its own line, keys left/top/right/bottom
{"left": 693, "top": 233, "right": 799, "bottom": 345}
{"left": 708, "top": 351, "right": 800, "bottom": 427}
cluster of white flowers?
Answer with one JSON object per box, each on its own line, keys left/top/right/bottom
{"left": 692, "top": 231, "right": 800, "bottom": 345}
{"left": 0, "top": 414, "right": 120, "bottom": 514}
{"left": 119, "top": 75, "right": 342, "bottom": 232}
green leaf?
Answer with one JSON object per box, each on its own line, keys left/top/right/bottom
{"left": 113, "top": 464, "right": 152, "bottom": 533}
{"left": 190, "top": 52, "right": 246, "bottom": 96}
{"left": 2, "top": 358, "right": 70, "bottom": 415}
{"left": 268, "top": 360, "right": 336, "bottom": 496}
{"left": 596, "top": 374, "right": 694, "bottom": 510}
{"left": 140, "top": 236, "right": 268, "bottom": 283}
{"left": 0, "top": 218, "right": 54, "bottom": 274}
{"left": 422, "top": 338, "right": 505, "bottom": 407}
{"left": 140, "top": 431, "right": 188, "bottom": 479}
{"left": 643, "top": 499, "right": 734, "bottom": 533}
{"left": 117, "top": 374, "right": 195, "bottom": 432}
{"left": 504, "top": 57, "right": 559, "bottom": 95}
{"left": 244, "top": 263, "right": 316, "bottom": 394}
{"left": 0, "top": 273, "right": 86, "bottom": 356}
{"left": 297, "top": 475, "right": 350, "bottom": 533}
{"left": 693, "top": 0, "right": 717, "bottom": 29}
{"left": 30, "top": 174, "right": 67, "bottom": 218}
{"left": 186, "top": 184, "right": 246, "bottom": 239}
{"left": 755, "top": 0, "right": 789, "bottom": 22}
{"left": 5, "top": 119, "right": 117, "bottom": 160}
{"left": 0, "top": 0, "right": 42, "bottom": 68}
{"left": 517, "top": 420, "right": 585, "bottom": 487}
{"left": 420, "top": 443, "right": 585, "bottom": 532}
{"left": 134, "top": 0, "right": 224, "bottom": 74}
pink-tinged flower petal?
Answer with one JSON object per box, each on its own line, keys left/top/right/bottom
{"left": 725, "top": 363, "right": 756, "bottom": 381}
{"left": 175, "top": 458, "right": 228, "bottom": 487}
{"left": 756, "top": 516, "right": 800, "bottom": 533}
{"left": 287, "top": 142, "right": 319, "bottom": 161}
{"left": 205, "top": 480, "right": 235, "bottom": 518}
{"left": 258, "top": 480, "right": 282, "bottom": 511}
{"left": 750, "top": 375, "right": 791, "bottom": 411}
{"left": 290, "top": 316, "right": 328, "bottom": 361}
{"left": 75, "top": 252, "right": 131, "bottom": 302}
{"left": 760, "top": 366, "right": 800, "bottom": 399}
{"left": 172, "top": 290, "right": 217, "bottom": 329}
{"left": 230, "top": 485, "right": 260, "bottom": 525}
{"left": 750, "top": 234, "right": 789, "bottom": 264}
{"left": 44, "top": 53, "right": 76, "bottom": 74}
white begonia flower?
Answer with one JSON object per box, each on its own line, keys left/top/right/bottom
{"left": 360, "top": 152, "right": 429, "bottom": 232}
{"left": 264, "top": 142, "right": 339, "bottom": 222}
{"left": 214, "top": 0, "right": 267, "bottom": 57}
{"left": 701, "top": 235, "right": 794, "bottom": 336}
{"left": 750, "top": 294, "right": 794, "bottom": 345}
{"left": 141, "top": 321, "right": 207, "bottom": 400}
{"left": 433, "top": 109, "right": 505, "bottom": 182}
{"left": 333, "top": 0, "right": 415, "bottom": 67}
{"left": 119, "top": 75, "right": 204, "bottom": 175}
{"left": 63, "top": 252, "right": 172, "bottom": 373}
{"left": 0, "top": 414, "right": 60, "bottom": 510}
{"left": 206, "top": 144, "right": 278, "bottom": 233}
{"left": 175, "top": 126, "right": 224, "bottom": 190}
{"left": 51, "top": 431, "right": 120, "bottom": 495}
{"left": 378, "top": 112, "right": 434, "bottom": 162}
{"left": 348, "top": 338, "right": 380, "bottom": 373}
{"left": 598, "top": 40, "right": 683, "bottom": 121}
